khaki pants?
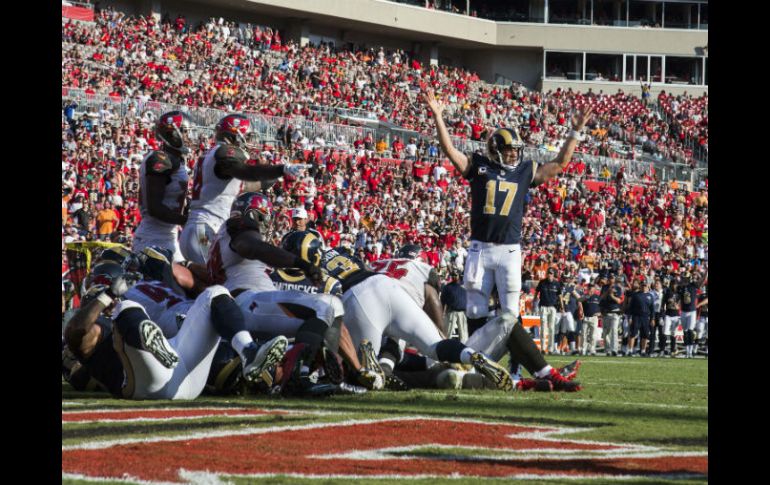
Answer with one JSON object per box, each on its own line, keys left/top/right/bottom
{"left": 602, "top": 313, "right": 621, "bottom": 354}
{"left": 539, "top": 306, "right": 559, "bottom": 352}
{"left": 582, "top": 316, "right": 599, "bottom": 354}
{"left": 445, "top": 311, "right": 468, "bottom": 343}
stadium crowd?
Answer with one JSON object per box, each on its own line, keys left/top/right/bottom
{"left": 62, "top": 8, "right": 707, "bottom": 167}
{"left": 62, "top": 8, "right": 708, "bottom": 360}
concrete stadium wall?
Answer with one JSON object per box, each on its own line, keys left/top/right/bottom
{"left": 98, "top": 0, "right": 707, "bottom": 93}
{"left": 496, "top": 23, "right": 706, "bottom": 57}
{"left": 541, "top": 79, "right": 708, "bottom": 97}
{"left": 463, "top": 49, "right": 543, "bottom": 90}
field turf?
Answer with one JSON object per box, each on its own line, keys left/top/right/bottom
{"left": 62, "top": 355, "right": 707, "bottom": 483}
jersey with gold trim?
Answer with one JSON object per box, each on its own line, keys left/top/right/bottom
{"left": 464, "top": 153, "right": 537, "bottom": 244}
{"left": 370, "top": 258, "right": 433, "bottom": 307}
{"left": 319, "top": 248, "right": 375, "bottom": 293}
{"left": 269, "top": 268, "right": 343, "bottom": 296}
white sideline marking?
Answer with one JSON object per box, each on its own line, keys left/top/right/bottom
{"left": 61, "top": 406, "right": 326, "bottom": 424}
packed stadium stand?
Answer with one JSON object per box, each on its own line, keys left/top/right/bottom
{"left": 62, "top": 0, "right": 707, "bottom": 308}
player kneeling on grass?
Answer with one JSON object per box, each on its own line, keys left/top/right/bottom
{"left": 64, "top": 261, "right": 287, "bottom": 400}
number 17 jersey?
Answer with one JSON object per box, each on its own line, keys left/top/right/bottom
{"left": 465, "top": 153, "right": 537, "bottom": 244}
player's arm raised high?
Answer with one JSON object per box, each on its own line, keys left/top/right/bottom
{"left": 532, "top": 107, "right": 593, "bottom": 187}
{"left": 422, "top": 88, "right": 470, "bottom": 177}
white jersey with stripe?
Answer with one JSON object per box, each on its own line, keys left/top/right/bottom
{"left": 369, "top": 258, "right": 432, "bottom": 308}
{"left": 187, "top": 142, "right": 243, "bottom": 229}
{"left": 207, "top": 224, "right": 276, "bottom": 293}
{"left": 124, "top": 280, "right": 188, "bottom": 321}
{"left": 134, "top": 151, "right": 188, "bottom": 239}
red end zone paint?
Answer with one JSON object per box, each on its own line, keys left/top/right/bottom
{"left": 63, "top": 418, "right": 707, "bottom": 482}
{"left": 62, "top": 408, "right": 288, "bottom": 423}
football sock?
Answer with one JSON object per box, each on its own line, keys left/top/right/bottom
{"left": 459, "top": 347, "right": 475, "bottom": 365}
{"left": 211, "top": 294, "right": 247, "bottom": 341}
{"left": 534, "top": 365, "right": 554, "bottom": 379}
{"left": 378, "top": 358, "right": 395, "bottom": 375}
{"left": 230, "top": 331, "right": 254, "bottom": 361}
{"left": 435, "top": 338, "right": 468, "bottom": 364}
{"left": 467, "top": 317, "right": 488, "bottom": 336}
{"left": 113, "top": 306, "right": 148, "bottom": 349}
{"left": 506, "top": 321, "right": 548, "bottom": 374}
{"left": 295, "top": 318, "right": 328, "bottom": 357}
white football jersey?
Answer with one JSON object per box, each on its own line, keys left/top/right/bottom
{"left": 134, "top": 151, "right": 188, "bottom": 239}
{"left": 207, "top": 224, "right": 276, "bottom": 293}
{"left": 370, "top": 258, "right": 433, "bottom": 308}
{"left": 124, "top": 280, "right": 188, "bottom": 321}
{"left": 187, "top": 142, "right": 243, "bottom": 229}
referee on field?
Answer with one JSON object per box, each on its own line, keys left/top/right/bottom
{"left": 423, "top": 88, "right": 591, "bottom": 391}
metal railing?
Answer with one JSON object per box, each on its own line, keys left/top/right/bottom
{"left": 62, "top": 86, "right": 704, "bottom": 186}
{"left": 62, "top": 87, "right": 376, "bottom": 143}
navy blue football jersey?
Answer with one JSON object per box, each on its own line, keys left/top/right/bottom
{"left": 319, "top": 248, "right": 375, "bottom": 292}
{"left": 464, "top": 153, "right": 537, "bottom": 244}
{"left": 80, "top": 316, "right": 125, "bottom": 398}
{"left": 270, "top": 268, "right": 343, "bottom": 296}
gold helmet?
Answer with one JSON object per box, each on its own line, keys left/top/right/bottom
{"left": 487, "top": 128, "right": 524, "bottom": 166}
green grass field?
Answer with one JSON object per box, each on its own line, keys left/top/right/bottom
{"left": 62, "top": 355, "right": 708, "bottom": 484}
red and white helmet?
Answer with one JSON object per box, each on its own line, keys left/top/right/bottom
{"left": 156, "top": 111, "right": 193, "bottom": 153}
{"left": 215, "top": 114, "right": 253, "bottom": 148}
{"left": 229, "top": 192, "right": 273, "bottom": 234}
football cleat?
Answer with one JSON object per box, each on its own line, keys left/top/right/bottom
{"left": 558, "top": 360, "right": 582, "bottom": 381}
{"left": 242, "top": 336, "right": 288, "bottom": 384}
{"left": 544, "top": 367, "right": 582, "bottom": 392}
{"left": 384, "top": 374, "right": 410, "bottom": 391}
{"left": 139, "top": 320, "right": 179, "bottom": 369}
{"left": 356, "top": 368, "right": 384, "bottom": 390}
{"left": 471, "top": 352, "right": 513, "bottom": 391}
{"left": 516, "top": 378, "right": 554, "bottom": 392}
{"left": 359, "top": 340, "right": 386, "bottom": 388}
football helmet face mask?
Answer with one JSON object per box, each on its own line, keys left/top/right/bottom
{"left": 230, "top": 192, "right": 273, "bottom": 234}
{"left": 487, "top": 128, "right": 524, "bottom": 168}
{"left": 282, "top": 230, "right": 323, "bottom": 266}
{"left": 81, "top": 261, "right": 140, "bottom": 305}
{"left": 137, "top": 246, "right": 174, "bottom": 282}
{"left": 97, "top": 246, "right": 141, "bottom": 272}
{"left": 215, "top": 114, "right": 254, "bottom": 149}
{"left": 156, "top": 111, "right": 193, "bottom": 154}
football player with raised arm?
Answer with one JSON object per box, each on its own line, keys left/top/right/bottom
{"left": 180, "top": 114, "right": 309, "bottom": 264}
{"left": 423, "top": 88, "right": 591, "bottom": 391}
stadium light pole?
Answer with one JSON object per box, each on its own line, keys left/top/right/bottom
{"left": 466, "top": 0, "right": 469, "bottom": 15}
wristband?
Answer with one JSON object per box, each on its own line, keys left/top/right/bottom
{"left": 567, "top": 130, "right": 584, "bottom": 141}
{"left": 96, "top": 292, "right": 113, "bottom": 307}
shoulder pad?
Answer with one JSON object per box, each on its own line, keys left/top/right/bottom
{"left": 146, "top": 151, "right": 175, "bottom": 175}
{"left": 215, "top": 144, "right": 249, "bottom": 165}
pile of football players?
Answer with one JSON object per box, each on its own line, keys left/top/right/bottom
{"left": 62, "top": 111, "right": 581, "bottom": 400}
